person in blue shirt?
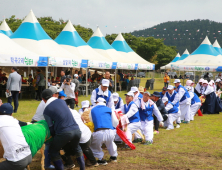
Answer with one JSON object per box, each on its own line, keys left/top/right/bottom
{"left": 186, "top": 86, "right": 201, "bottom": 121}
{"left": 174, "top": 79, "right": 191, "bottom": 123}
{"left": 42, "top": 89, "right": 81, "bottom": 170}
{"left": 161, "top": 97, "right": 181, "bottom": 130}
{"left": 89, "top": 97, "right": 119, "bottom": 165}
{"left": 120, "top": 91, "right": 141, "bottom": 149}
{"left": 159, "top": 87, "right": 167, "bottom": 98}
{"left": 112, "top": 92, "right": 124, "bottom": 110}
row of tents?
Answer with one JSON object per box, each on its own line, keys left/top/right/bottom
{"left": 161, "top": 36, "right": 222, "bottom": 72}
{"left": 0, "top": 10, "right": 154, "bottom": 71}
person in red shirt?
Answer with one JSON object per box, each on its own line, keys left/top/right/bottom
{"left": 21, "top": 75, "right": 27, "bottom": 84}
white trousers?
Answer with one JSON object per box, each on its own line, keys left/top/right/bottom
{"left": 126, "top": 121, "right": 141, "bottom": 143}
{"left": 141, "top": 120, "right": 153, "bottom": 142}
{"left": 190, "top": 102, "right": 201, "bottom": 121}
{"left": 90, "top": 129, "right": 117, "bottom": 160}
{"left": 180, "top": 99, "right": 191, "bottom": 121}
{"left": 164, "top": 112, "right": 180, "bottom": 129}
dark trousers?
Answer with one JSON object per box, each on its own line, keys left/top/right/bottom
{"left": 8, "top": 91, "right": 19, "bottom": 112}
{"left": 154, "top": 115, "right": 159, "bottom": 131}
{"left": 37, "top": 86, "right": 44, "bottom": 100}
{"left": 49, "top": 129, "right": 81, "bottom": 161}
{"left": 65, "top": 98, "right": 75, "bottom": 109}
{"left": 164, "top": 82, "right": 168, "bottom": 87}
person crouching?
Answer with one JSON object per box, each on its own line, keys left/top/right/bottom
{"left": 89, "top": 98, "right": 119, "bottom": 165}
{"left": 161, "top": 97, "right": 181, "bottom": 130}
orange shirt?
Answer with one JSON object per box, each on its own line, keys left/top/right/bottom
{"left": 164, "top": 76, "right": 170, "bottom": 83}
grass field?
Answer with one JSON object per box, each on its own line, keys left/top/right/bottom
{"left": 1, "top": 78, "right": 222, "bottom": 169}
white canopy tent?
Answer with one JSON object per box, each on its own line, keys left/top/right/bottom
{"left": 171, "top": 36, "right": 222, "bottom": 71}
{"left": 0, "top": 19, "right": 13, "bottom": 37}
{"left": 0, "top": 30, "right": 45, "bottom": 67}
{"left": 55, "top": 20, "right": 113, "bottom": 69}
{"left": 178, "top": 49, "right": 190, "bottom": 61}
{"left": 111, "top": 33, "right": 154, "bottom": 70}
{"left": 10, "top": 10, "right": 82, "bottom": 68}
{"left": 213, "top": 39, "right": 222, "bottom": 55}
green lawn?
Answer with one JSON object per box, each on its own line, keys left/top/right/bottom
{"left": 1, "top": 78, "right": 222, "bottom": 169}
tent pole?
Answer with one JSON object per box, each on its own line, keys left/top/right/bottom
{"left": 86, "top": 68, "right": 88, "bottom": 97}
{"left": 136, "top": 70, "right": 138, "bottom": 78}
{"left": 115, "top": 69, "right": 117, "bottom": 92}
{"left": 45, "top": 66, "right": 48, "bottom": 89}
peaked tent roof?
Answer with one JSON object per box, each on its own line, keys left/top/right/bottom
{"left": 178, "top": 49, "right": 190, "bottom": 61}
{"left": 171, "top": 53, "right": 180, "bottom": 62}
{"left": 0, "top": 19, "right": 13, "bottom": 37}
{"left": 160, "top": 53, "right": 180, "bottom": 69}
{"left": 111, "top": 33, "right": 154, "bottom": 69}
{"left": 10, "top": 10, "right": 81, "bottom": 67}
{"left": 172, "top": 36, "right": 222, "bottom": 68}
{"left": 213, "top": 39, "right": 222, "bottom": 55}
{"left": 55, "top": 20, "right": 111, "bottom": 62}
{"left": 0, "top": 30, "right": 42, "bottom": 66}
{"left": 87, "top": 27, "right": 126, "bottom": 63}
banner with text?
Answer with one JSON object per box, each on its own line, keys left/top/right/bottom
{"left": 48, "top": 57, "right": 81, "bottom": 68}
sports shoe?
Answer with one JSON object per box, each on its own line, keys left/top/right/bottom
{"left": 110, "top": 156, "right": 117, "bottom": 162}
{"left": 114, "top": 141, "right": 123, "bottom": 145}
{"left": 182, "top": 121, "right": 190, "bottom": 124}
{"left": 93, "top": 163, "right": 99, "bottom": 167}
{"left": 153, "top": 130, "right": 159, "bottom": 134}
{"left": 176, "top": 124, "right": 180, "bottom": 128}
{"left": 143, "top": 141, "right": 152, "bottom": 145}
{"left": 132, "top": 138, "right": 142, "bottom": 143}
{"left": 122, "top": 145, "right": 131, "bottom": 149}
{"left": 97, "top": 159, "right": 108, "bottom": 165}
{"left": 64, "top": 164, "right": 75, "bottom": 170}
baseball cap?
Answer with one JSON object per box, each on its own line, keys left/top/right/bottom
{"left": 112, "top": 92, "right": 119, "bottom": 102}
{"left": 130, "top": 86, "right": 138, "bottom": 92}
{"left": 138, "top": 86, "right": 144, "bottom": 93}
{"left": 125, "top": 91, "right": 134, "bottom": 97}
{"left": 162, "top": 87, "right": 167, "bottom": 91}
{"left": 152, "top": 91, "right": 161, "bottom": 98}
{"left": 199, "top": 78, "right": 204, "bottom": 83}
{"left": 167, "top": 85, "right": 174, "bottom": 90}
{"left": 0, "top": 103, "right": 13, "bottom": 114}
{"left": 74, "top": 74, "right": 78, "bottom": 78}
{"left": 162, "top": 97, "right": 168, "bottom": 103}
{"left": 58, "top": 91, "right": 67, "bottom": 97}
{"left": 42, "top": 89, "right": 53, "bottom": 100}
{"left": 186, "top": 80, "right": 192, "bottom": 86}
{"left": 96, "top": 97, "right": 106, "bottom": 103}
{"left": 203, "top": 80, "right": 208, "bottom": 84}
{"left": 81, "top": 100, "right": 90, "bottom": 108}
{"left": 215, "top": 79, "right": 221, "bottom": 83}
{"left": 143, "top": 91, "right": 151, "bottom": 96}
{"left": 173, "top": 79, "right": 181, "bottom": 83}
{"left": 49, "top": 86, "right": 57, "bottom": 94}
{"left": 101, "top": 79, "right": 109, "bottom": 87}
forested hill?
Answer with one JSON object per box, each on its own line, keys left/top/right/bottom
{"left": 131, "top": 19, "right": 222, "bottom": 54}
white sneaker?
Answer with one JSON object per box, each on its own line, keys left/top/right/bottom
{"left": 166, "top": 128, "right": 172, "bottom": 130}
{"left": 159, "top": 122, "right": 164, "bottom": 127}
{"left": 176, "top": 124, "right": 180, "bottom": 128}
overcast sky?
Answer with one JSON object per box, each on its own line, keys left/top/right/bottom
{"left": 1, "top": 0, "right": 222, "bottom": 35}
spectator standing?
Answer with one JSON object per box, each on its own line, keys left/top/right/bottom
{"left": 100, "top": 71, "right": 114, "bottom": 93}
{"left": 163, "top": 72, "right": 170, "bottom": 87}
{"left": 60, "top": 70, "right": 66, "bottom": 86}
{"left": 33, "top": 76, "right": 38, "bottom": 100}
{"left": 118, "top": 70, "right": 124, "bottom": 91}
{"left": 1, "top": 73, "right": 8, "bottom": 83}
{"left": 60, "top": 75, "right": 76, "bottom": 109}
{"left": 92, "top": 71, "right": 99, "bottom": 81}
{"left": 35, "top": 69, "right": 45, "bottom": 101}
{"left": 6, "top": 67, "right": 22, "bottom": 113}
{"left": 72, "top": 74, "right": 80, "bottom": 108}
{"left": 28, "top": 74, "right": 33, "bottom": 84}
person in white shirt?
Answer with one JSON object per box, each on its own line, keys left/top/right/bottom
{"left": 161, "top": 97, "right": 181, "bottom": 130}
{"left": 89, "top": 98, "right": 119, "bottom": 165}
{"left": 112, "top": 92, "right": 124, "bottom": 110}
{"left": 194, "top": 78, "right": 204, "bottom": 96}
{"left": 0, "top": 103, "right": 32, "bottom": 170}
{"left": 91, "top": 79, "right": 115, "bottom": 111}
{"left": 120, "top": 91, "right": 141, "bottom": 149}
{"left": 130, "top": 86, "right": 143, "bottom": 107}
{"left": 60, "top": 75, "right": 76, "bottom": 109}
{"left": 185, "top": 80, "right": 194, "bottom": 92}
{"left": 79, "top": 100, "right": 91, "bottom": 115}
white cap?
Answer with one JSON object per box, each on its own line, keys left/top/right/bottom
{"left": 167, "top": 85, "right": 174, "bottom": 90}
{"left": 81, "top": 100, "right": 90, "bottom": 108}
{"left": 74, "top": 74, "right": 78, "bottom": 78}
{"left": 173, "top": 79, "right": 181, "bottom": 83}
{"left": 203, "top": 80, "right": 208, "bottom": 84}
{"left": 112, "top": 92, "right": 119, "bottom": 102}
{"left": 186, "top": 86, "right": 192, "bottom": 91}
{"left": 125, "top": 91, "right": 134, "bottom": 97}
{"left": 130, "top": 86, "right": 138, "bottom": 92}
{"left": 199, "top": 78, "right": 204, "bottom": 83}
{"left": 102, "top": 79, "right": 109, "bottom": 87}
{"left": 186, "top": 80, "right": 193, "bottom": 86}
{"left": 162, "top": 97, "right": 168, "bottom": 103}
{"left": 215, "top": 79, "right": 221, "bottom": 83}
{"left": 210, "top": 80, "right": 215, "bottom": 84}
{"left": 96, "top": 97, "right": 106, "bottom": 103}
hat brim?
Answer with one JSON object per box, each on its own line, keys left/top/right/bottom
{"left": 152, "top": 94, "right": 160, "bottom": 97}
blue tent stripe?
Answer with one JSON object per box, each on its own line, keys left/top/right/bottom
{"left": 87, "top": 36, "right": 113, "bottom": 50}
{"left": 179, "top": 54, "right": 189, "bottom": 60}
{"left": 0, "top": 30, "right": 13, "bottom": 37}
{"left": 192, "top": 44, "right": 219, "bottom": 56}
{"left": 214, "top": 47, "right": 222, "bottom": 55}
{"left": 10, "top": 22, "right": 52, "bottom": 41}
{"left": 171, "top": 57, "right": 180, "bottom": 62}
{"left": 55, "top": 31, "right": 87, "bottom": 47}
{"left": 111, "top": 40, "right": 133, "bottom": 53}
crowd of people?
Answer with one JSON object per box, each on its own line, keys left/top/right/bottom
{"left": 0, "top": 67, "right": 222, "bottom": 170}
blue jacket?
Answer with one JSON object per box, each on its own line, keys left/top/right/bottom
{"left": 139, "top": 103, "right": 154, "bottom": 121}
{"left": 124, "top": 101, "right": 140, "bottom": 123}
{"left": 95, "top": 88, "right": 111, "bottom": 106}
{"left": 191, "top": 92, "right": 201, "bottom": 105}
{"left": 167, "top": 101, "right": 179, "bottom": 114}
{"left": 166, "top": 91, "right": 179, "bottom": 107}
{"left": 177, "top": 85, "right": 190, "bottom": 102}
{"left": 91, "top": 105, "right": 114, "bottom": 131}
{"left": 115, "top": 97, "right": 122, "bottom": 109}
